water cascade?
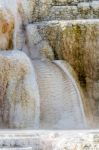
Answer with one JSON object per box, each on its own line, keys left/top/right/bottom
{"left": 0, "top": 0, "right": 99, "bottom": 130}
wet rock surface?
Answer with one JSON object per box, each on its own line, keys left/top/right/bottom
{"left": 0, "top": 0, "right": 99, "bottom": 129}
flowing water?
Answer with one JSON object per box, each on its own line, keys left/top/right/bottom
{"left": 0, "top": 0, "right": 92, "bottom": 129}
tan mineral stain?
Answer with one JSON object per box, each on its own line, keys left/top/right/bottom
{"left": 0, "top": 50, "right": 40, "bottom": 129}
{"left": 0, "top": 0, "right": 98, "bottom": 130}
{"left": 0, "top": 8, "right": 14, "bottom": 50}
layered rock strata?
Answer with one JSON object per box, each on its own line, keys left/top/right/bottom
{"left": 18, "top": 0, "right": 99, "bottom": 23}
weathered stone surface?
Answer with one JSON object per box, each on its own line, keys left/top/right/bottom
{"left": 26, "top": 20, "right": 99, "bottom": 126}
{"left": 0, "top": 131, "right": 98, "bottom": 150}
{"left": 53, "top": 0, "right": 90, "bottom": 5}
{"left": 0, "top": 50, "right": 40, "bottom": 129}
{"left": 26, "top": 24, "right": 54, "bottom": 60}
{"left": 0, "top": 0, "right": 99, "bottom": 129}
{"left": 18, "top": 0, "right": 52, "bottom": 24}
{"left": 46, "top": 1, "right": 99, "bottom": 20}
{"left": 17, "top": 0, "right": 99, "bottom": 23}
{"left": 26, "top": 20, "right": 99, "bottom": 84}
{"left": 0, "top": 8, "right": 14, "bottom": 50}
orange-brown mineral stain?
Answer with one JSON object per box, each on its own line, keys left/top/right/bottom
{"left": 0, "top": 9, "right": 14, "bottom": 50}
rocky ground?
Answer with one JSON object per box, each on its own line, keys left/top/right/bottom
{"left": 0, "top": 130, "right": 99, "bottom": 149}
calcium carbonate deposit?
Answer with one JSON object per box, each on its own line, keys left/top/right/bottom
{"left": 0, "top": 0, "right": 98, "bottom": 148}
{"left": 0, "top": 0, "right": 90, "bottom": 129}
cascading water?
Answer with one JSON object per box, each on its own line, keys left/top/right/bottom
{"left": 0, "top": 0, "right": 97, "bottom": 130}
{"left": 33, "top": 59, "right": 87, "bottom": 129}
{"left": 0, "top": 0, "right": 99, "bottom": 149}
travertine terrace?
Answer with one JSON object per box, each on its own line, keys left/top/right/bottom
{"left": 0, "top": 0, "right": 98, "bottom": 149}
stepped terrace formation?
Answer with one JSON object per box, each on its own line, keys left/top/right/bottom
{"left": 0, "top": 0, "right": 98, "bottom": 130}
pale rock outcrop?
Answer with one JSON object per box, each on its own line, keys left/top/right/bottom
{"left": 0, "top": 50, "right": 40, "bottom": 129}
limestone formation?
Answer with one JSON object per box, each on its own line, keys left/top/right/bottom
{"left": 26, "top": 20, "right": 99, "bottom": 125}
{"left": 18, "top": 0, "right": 52, "bottom": 23}
{"left": 17, "top": 0, "right": 99, "bottom": 23}
{"left": 0, "top": 49, "right": 87, "bottom": 129}
{"left": 46, "top": 1, "right": 99, "bottom": 20}
{"left": 26, "top": 24, "right": 54, "bottom": 60}
{"left": 0, "top": 131, "right": 99, "bottom": 150}
{"left": 0, "top": 50, "right": 40, "bottom": 129}
{"left": 0, "top": 8, "right": 14, "bottom": 50}
{"left": 32, "top": 20, "right": 99, "bottom": 84}
{"left": 0, "top": 0, "right": 99, "bottom": 130}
